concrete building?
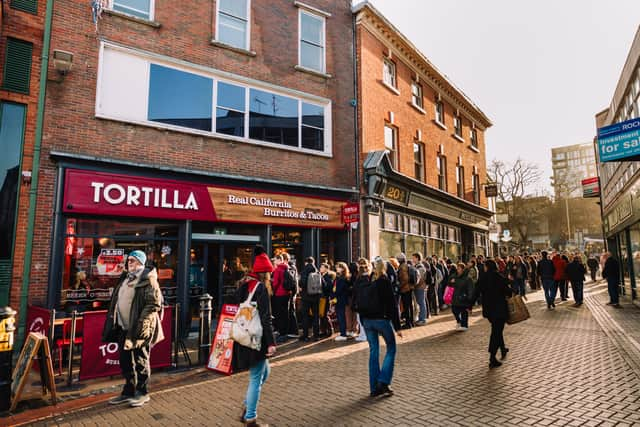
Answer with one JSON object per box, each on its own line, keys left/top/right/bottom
{"left": 551, "top": 142, "right": 598, "bottom": 198}
{"left": 353, "top": 1, "right": 493, "bottom": 261}
{"left": 595, "top": 25, "right": 640, "bottom": 302}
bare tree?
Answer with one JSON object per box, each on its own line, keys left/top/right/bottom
{"left": 488, "top": 158, "right": 544, "bottom": 247}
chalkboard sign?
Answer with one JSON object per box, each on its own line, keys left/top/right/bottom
{"left": 10, "top": 332, "right": 57, "bottom": 412}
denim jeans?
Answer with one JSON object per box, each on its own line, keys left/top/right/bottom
{"left": 452, "top": 306, "right": 469, "bottom": 328}
{"left": 336, "top": 303, "right": 347, "bottom": 336}
{"left": 542, "top": 278, "right": 557, "bottom": 306}
{"left": 608, "top": 279, "right": 620, "bottom": 304}
{"left": 244, "top": 359, "right": 270, "bottom": 421}
{"left": 413, "top": 288, "right": 427, "bottom": 322}
{"left": 362, "top": 318, "right": 397, "bottom": 394}
{"left": 513, "top": 278, "right": 526, "bottom": 296}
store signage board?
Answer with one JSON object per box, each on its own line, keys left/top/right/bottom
{"left": 597, "top": 117, "right": 640, "bottom": 162}
{"left": 63, "top": 169, "right": 348, "bottom": 228}
{"left": 581, "top": 177, "right": 600, "bottom": 198}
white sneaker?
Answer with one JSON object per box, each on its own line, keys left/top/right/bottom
{"left": 455, "top": 323, "right": 461, "bottom": 330}
{"left": 355, "top": 335, "right": 367, "bottom": 342}
{"left": 335, "top": 335, "right": 348, "bottom": 342}
{"left": 347, "top": 331, "right": 357, "bottom": 337}
{"left": 459, "top": 326, "right": 468, "bottom": 331}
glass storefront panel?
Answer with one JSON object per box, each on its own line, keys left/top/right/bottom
{"left": 629, "top": 225, "right": 640, "bottom": 299}
{"left": 61, "top": 218, "right": 179, "bottom": 313}
{"left": 428, "top": 239, "right": 444, "bottom": 258}
{"left": 619, "top": 232, "right": 630, "bottom": 297}
{"left": 379, "top": 231, "right": 403, "bottom": 259}
{"left": 405, "top": 235, "right": 426, "bottom": 258}
{"left": 446, "top": 242, "right": 461, "bottom": 261}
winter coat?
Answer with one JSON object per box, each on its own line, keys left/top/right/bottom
{"left": 537, "top": 257, "right": 555, "bottom": 280}
{"left": 102, "top": 268, "right": 163, "bottom": 346}
{"left": 552, "top": 256, "right": 568, "bottom": 281}
{"left": 398, "top": 262, "right": 417, "bottom": 294}
{"left": 331, "top": 275, "right": 350, "bottom": 307}
{"left": 233, "top": 278, "right": 276, "bottom": 370}
{"left": 299, "top": 263, "right": 319, "bottom": 301}
{"left": 272, "top": 263, "right": 289, "bottom": 297}
{"left": 449, "top": 272, "right": 474, "bottom": 308}
{"left": 602, "top": 257, "right": 620, "bottom": 284}
{"left": 565, "top": 260, "right": 587, "bottom": 284}
{"left": 587, "top": 258, "right": 599, "bottom": 271}
{"left": 473, "top": 271, "right": 513, "bottom": 321}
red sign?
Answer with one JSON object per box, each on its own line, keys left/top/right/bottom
{"left": 207, "top": 304, "right": 237, "bottom": 375}
{"left": 342, "top": 202, "right": 360, "bottom": 224}
{"left": 26, "top": 306, "right": 51, "bottom": 337}
{"left": 581, "top": 177, "right": 600, "bottom": 198}
{"left": 79, "top": 307, "right": 173, "bottom": 381}
{"left": 63, "top": 169, "right": 215, "bottom": 221}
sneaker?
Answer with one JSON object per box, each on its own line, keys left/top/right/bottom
{"left": 455, "top": 323, "right": 461, "bottom": 330}
{"left": 371, "top": 382, "right": 394, "bottom": 397}
{"left": 287, "top": 334, "right": 299, "bottom": 339}
{"left": 459, "top": 326, "right": 468, "bottom": 331}
{"left": 334, "top": 335, "right": 348, "bottom": 342}
{"left": 109, "top": 394, "right": 134, "bottom": 405}
{"left": 415, "top": 320, "right": 427, "bottom": 326}
{"left": 130, "top": 393, "right": 150, "bottom": 407}
{"left": 355, "top": 336, "right": 367, "bottom": 342}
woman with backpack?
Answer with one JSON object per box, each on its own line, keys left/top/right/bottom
{"left": 354, "top": 256, "right": 402, "bottom": 398}
{"left": 448, "top": 263, "right": 474, "bottom": 331}
{"left": 331, "top": 262, "right": 351, "bottom": 341}
{"left": 234, "top": 246, "right": 276, "bottom": 427}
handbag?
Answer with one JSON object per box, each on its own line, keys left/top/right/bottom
{"left": 506, "top": 294, "right": 530, "bottom": 325}
{"left": 230, "top": 283, "right": 264, "bottom": 351}
{"left": 443, "top": 286, "right": 454, "bottom": 305}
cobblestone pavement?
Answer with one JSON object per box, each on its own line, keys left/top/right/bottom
{"left": 29, "top": 282, "right": 640, "bottom": 426}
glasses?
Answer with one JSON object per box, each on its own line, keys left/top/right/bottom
{"left": 127, "top": 259, "right": 137, "bottom": 264}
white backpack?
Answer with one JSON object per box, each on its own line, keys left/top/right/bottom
{"left": 230, "top": 283, "right": 264, "bottom": 351}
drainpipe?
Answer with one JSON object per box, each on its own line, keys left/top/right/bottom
{"left": 17, "top": 0, "right": 54, "bottom": 345}
{"left": 352, "top": 12, "right": 362, "bottom": 259}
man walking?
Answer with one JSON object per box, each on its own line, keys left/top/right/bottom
{"left": 565, "top": 255, "right": 586, "bottom": 307}
{"left": 602, "top": 252, "right": 622, "bottom": 308}
{"left": 587, "top": 255, "right": 599, "bottom": 282}
{"left": 103, "top": 250, "right": 163, "bottom": 407}
{"left": 537, "top": 251, "right": 556, "bottom": 309}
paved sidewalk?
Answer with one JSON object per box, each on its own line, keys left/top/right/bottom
{"left": 21, "top": 284, "right": 640, "bottom": 426}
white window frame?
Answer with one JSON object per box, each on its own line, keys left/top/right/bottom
{"left": 454, "top": 115, "right": 462, "bottom": 137}
{"left": 110, "top": 0, "right": 154, "bottom": 20}
{"left": 470, "top": 128, "right": 478, "bottom": 148}
{"left": 472, "top": 173, "right": 480, "bottom": 204}
{"left": 437, "top": 155, "right": 447, "bottom": 191}
{"left": 383, "top": 58, "right": 397, "bottom": 88}
{"left": 456, "top": 165, "right": 465, "bottom": 198}
{"left": 298, "top": 9, "right": 326, "bottom": 73}
{"left": 435, "top": 100, "right": 445, "bottom": 125}
{"left": 215, "top": 0, "right": 251, "bottom": 51}
{"left": 411, "top": 82, "right": 423, "bottom": 109}
{"left": 384, "top": 124, "right": 398, "bottom": 169}
{"left": 95, "top": 42, "right": 332, "bottom": 157}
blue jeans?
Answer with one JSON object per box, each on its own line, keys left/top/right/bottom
{"left": 336, "top": 303, "right": 347, "bottom": 336}
{"left": 513, "top": 278, "right": 526, "bottom": 296}
{"left": 452, "top": 306, "right": 468, "bottom": 328}
{"left": 244, "top": 359, "right": 270, "bottom": 421}
{"left": 542, "top": 278, "right": 557, "bottom": 306}
{"left": 608, "top": 279, "right": 620, "bottom": 304}
{"left": 362, "top": 318, "right": 397, "bottom": 394}
{"left": 414, "top": 288, "right": 427, "bottom": 322}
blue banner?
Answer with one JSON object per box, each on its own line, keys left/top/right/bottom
{"left": 597, "top": 117, "right": 640, "bottom": 162}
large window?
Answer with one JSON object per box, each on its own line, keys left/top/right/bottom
{"left": 148, "top": 64, "right": 213, "bottom": 131}
{"left": 411, "top": 82, "right": 423, "bottom": 109}
{"left": 249, "top": 88, "right": 298, "bottom": 147}
{"left": 216, "top": 81, "right": 246, "bottom": 137}
{"left": 435, "top": 100, "right": 445, "bottom": 124}
{"left": 383, "top": 58, "right": 397, "bottom": 88}
{"left": 384, "top": 125, "right": 398, "bottom": 169}
{"left": 456, "top": 165, "right": 465, "bottom": 198}
{"left": 414, "top": 141, "right": 424, "bottom": 182}
{"left": 113, "top": 0, "right": 152, "bottom": 20}
{"left": 216, "top": 0, "right": 250, "bottom": 50}
{"left": 301, "top": 102, "right": 325, "bottom": 150}
{"left": 299, "top": 10, "right": 325, "bottom": 73}
{"left": 437, "top": 155, "right": 447, "bottom": 191}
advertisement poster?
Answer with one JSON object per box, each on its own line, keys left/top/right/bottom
{"left": 79, "top": 307, "right": 173, "bottom": 381}
{"left": 26, "top": 306, "right": 51, "bottom": 337}
{"left": 207, "top": 304, "right": 238, "bottom": 375}
{"left": 96, "top": 249, "right": 125, "bottom": 276}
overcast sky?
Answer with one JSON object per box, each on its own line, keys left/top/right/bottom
{"left": 367, "top": 0, "right": 640, "bottom": 193}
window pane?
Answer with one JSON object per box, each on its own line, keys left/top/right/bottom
{"left": 0, "top": 103, "right": 25, "bottom": 259}
{"left": 217, "top": 81, "right": 245, "bottom": 111}
{"left": 216, "top": 108, "right": 244, "bottom": 137}
{"left": 384, "top": 126, "right": 394, "bottom": 150}
{"left": 300, "top": 12, "right": 323, "bottom": 45}
{"left": 302, "top": 102, "right": 324, "bottom": 128}
{"left": 148, "top": 64, "right": 213, "bottom": 131}
{"left": 113, "top": 0, "right": 150, "bottom": 19}
{"left": 218, "top": 13, "right": 247, "bottom": 48}
{"left": 301, "top": 126, "right": 323, "bottom": 151}
{"left": 300, "top": 41, "right": 323, "bottom": 71}
{"left": 219, "top": 0, "right": 247, "bottom": 18}
{"left": 249, "top": 88, "right": 299, "bottom": 146}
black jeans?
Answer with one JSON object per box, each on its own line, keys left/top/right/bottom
{"left": 590, "top": 269, "right": 597, "bottom": 281}
{"left": 301, "top": 298, "right": 320, "bottom": 339}
{"left": 119, "top": 331, "right": 150, "bottom": 396}
{"left": 426, "top": 284, "right": 438, "bottom": 316}
{"left": 557, "top": 280, "right": 568, "bottom": 300}
{"left": 272, "top": 295, "right": 289, "bottom": 336}
{"left": 488, "top": 319, "right": 506, "bottom": 359}
{"left": 400, "top": 292, "right": 414, "bottom": 327}
{"left": 287, "top": 294, "right": 299, "bottom": 335}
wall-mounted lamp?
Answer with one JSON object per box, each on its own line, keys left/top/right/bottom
{"left": 21, "top": 170, "right": 32, "bottom": 185}
{"left": 52, "top": 50, "right": 73, "bottom": 76}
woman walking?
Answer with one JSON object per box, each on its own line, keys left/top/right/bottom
{"left": 449, "top": 263, "right": 474, "bottom": 331}
{"left": 473, "top": 259, "right": 514, "bottom": 368}
{"left": 354, "top": 256, "right": 402, "bottom": 397}
{"left": 332, "top": 262, "right": 351, "bottom": 341}
{"left": 235, "top": 246, "right": 276, "bottom": 427}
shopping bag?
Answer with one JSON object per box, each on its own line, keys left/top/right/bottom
{"left": 443, "top": 286, "right": 454, "bottom": 305}
{"left": 506, "top": 294, "right": 530, "bottom": 325}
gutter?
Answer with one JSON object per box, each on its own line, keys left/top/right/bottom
{"left": 17, "top": 0, "right": 54, "bottom": 345}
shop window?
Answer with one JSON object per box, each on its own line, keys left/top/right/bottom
{"left": 379, "top": 231, "right": 402, "bottom": 259}
{"left": 216, "top": 0, "right": 250, "bottom": 49}
{"left": 414, "top": 142, "right": 425, "bottom": 182}
{"left": 148, "top": 64, "right": 213, "bottom": 131}
{"left": 216, "top": 81, "right": 246, "bottom": 137}
{"left": 385, "top": 125, "right": 398, "bottom": 169}
{"left": 409, "top": 217, "right": 421, "bottom": 235}
{"left": 113, "top": 0, "right": 152, "bottom": 20}
{"left": 249, "top": 88, "right": 299, "bottom": 147}
{"left": 384, "top": 212, "right": 398, "bottom": 231}
{"left": 301, "top": 102, "right": 325, "bottom": 150}
{"left": 299, "top": 10, "right": 325, "bottom": 73}
{"left": 406, "top": 235, "right": 425, "bottom": 257}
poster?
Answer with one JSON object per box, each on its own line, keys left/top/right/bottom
{"left": 96, "top": 249, "right": 125, "bottom": 276}
{"left": 26, "top": 305, "right": 51, "bottom": 337}
{"left": 207, "top": 304, "right": 238, "bottom": 375}
{"left": 79, "top": 306, "right": 172, "bottom": 381}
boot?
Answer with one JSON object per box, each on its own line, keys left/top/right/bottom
{"left": 245, "top": 419, "right": 268, "bottom": 427}
{"left": 489, "top": 355, "right": 502, "bottom": 368}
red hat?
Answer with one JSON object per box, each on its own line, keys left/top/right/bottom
{"left": 252, "top": 252, "right": 274, "bottom": 273}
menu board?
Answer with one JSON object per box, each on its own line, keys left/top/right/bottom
{"left": 207, "top": 304, "right": 238, "bottom": 375}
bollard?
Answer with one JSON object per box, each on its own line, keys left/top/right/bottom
{"left": 66, "top": 310, "right": 77, "bottom": 388}
{"left": 173, "top": 303, "right": 180, "bottom": 368}
{"left": 0, "top": 306, "right": 17, "bottom": 412}
{"left": 198, "top": 294, "right": 213, "bottom": 365}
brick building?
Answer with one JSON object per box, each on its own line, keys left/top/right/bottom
{"left": 353, "top": 2, "right": 493, "bottom": 260}
{"left": 0, "top": 0, "right": 45, "bottom": 309}
{"left": 8, "top": 0, "right": 357, "bottom": 334}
